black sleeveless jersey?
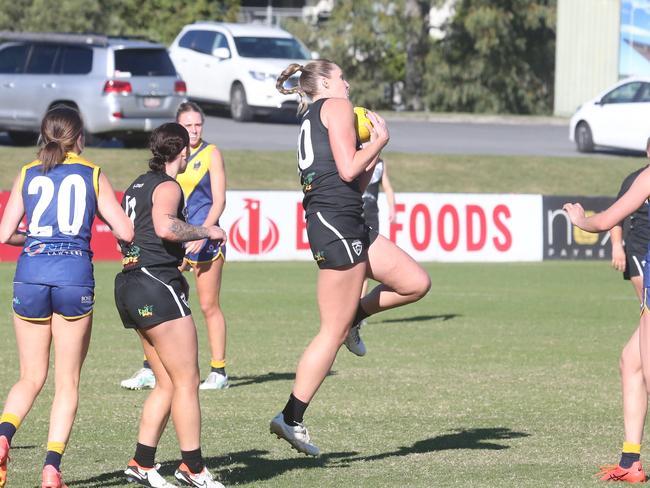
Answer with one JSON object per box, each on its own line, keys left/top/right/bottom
{"left": 298, "top": 98, "right": 363, "bottom": 217}
{"left": 120, "top": 170, "right": 186, "bottom": 270}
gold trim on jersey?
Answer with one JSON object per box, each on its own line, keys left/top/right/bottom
{"left": 177, "top": 142, "right": 215, "bottom": 201}
{"left": 19, "top": 153, "right": 100, "bottom": 197}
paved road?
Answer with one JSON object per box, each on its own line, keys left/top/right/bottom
{"left": 202, "top": 113, "right": 587, "bottom": 157}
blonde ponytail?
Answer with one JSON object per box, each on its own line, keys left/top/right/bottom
{"left": 276, "top": 59, "right": 337, "bottom": 116}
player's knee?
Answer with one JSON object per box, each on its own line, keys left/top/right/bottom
{"left": 411, "top": 269, "right": 431, "bottom": 300}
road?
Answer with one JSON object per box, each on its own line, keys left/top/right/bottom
{"left": 201, "top": 113, "right": 586, "bottom": 157}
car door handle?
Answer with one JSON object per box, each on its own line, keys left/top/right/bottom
{"left": 2, "top": 82, "right": 14, "bottom": 88}
{"left": 42, "top": 82, "right": 56, "bottom": 88}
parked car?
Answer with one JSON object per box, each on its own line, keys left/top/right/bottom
{"left": 569, "top": 77, "right": 650, "bottom": 153}
{"left": 0, "top": 31, "right": 187, "bottom": 146}
{"left": 169, "top": 22, "right": 312, "bottom": 122}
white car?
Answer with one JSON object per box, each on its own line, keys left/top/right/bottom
{"left": 169, "top": 22, "right": 312, "bottom": 122}
{"left": 569, "top": 77, "right": 650, "bottom": 153}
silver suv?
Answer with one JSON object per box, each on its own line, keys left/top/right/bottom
{"left": 0, "top": 32, "right": 187, "bottom": 145}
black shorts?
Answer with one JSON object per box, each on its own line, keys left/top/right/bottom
{"left": 114, "top": 266, "right": 191, "bottom": 329}
{"left": 306, "top": 211, "right": 379, "bottom": 269}
{"left": 624, "top": 245, "right": 646, "bottom": 280}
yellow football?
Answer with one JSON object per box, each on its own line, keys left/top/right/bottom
{"left": 353, "top": 106, "right": 373, "bottom": 143}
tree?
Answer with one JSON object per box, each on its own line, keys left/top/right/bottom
{"left": 403, "top": 0, "right": 432, "bottom": 111}
{"left": 426, "top": 0, "right": 556, "bottom": 114}
{"left": 0, "top": 0, "right": 241, "bottom": 45}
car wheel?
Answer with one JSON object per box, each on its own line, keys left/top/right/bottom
{"left": 7, "top": 131, "right": 38, "bottom": 146}
{"left": 230, "top": 84, "right": 253, "bottom": 122}
{"left": 575, "top": 122, "right": 594, "bottom": 153}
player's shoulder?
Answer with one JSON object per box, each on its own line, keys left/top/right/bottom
{"left": 64, "top": 152, "right": 100, "bottom": 170}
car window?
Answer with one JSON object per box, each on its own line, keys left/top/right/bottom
{"left": 114, "top": 48, "right": 176, "bottom": 76}
{"left": 215, "top": 32, "right": 229, "bottom": 50}
{"left": 178, "top": 31, "right": 196, "bottom": 49}
{"left": 0, "top": 44, "right": 28, "bottom": 73}
{"left": 51, "top": 46, "right": 93, "bottom": 75}
{"left": 25, "top": 44, "right": 59, "bottom": 74}
{"left": 602, "top": 82, "right": 642, "bottom": 104}
{"left": 636, "top": 83, "right": 650, "bottom": 102}
{"left": 233, "top": 37, "right": 310, "bottom": 59}
{"left": 191, "top": 31, "right": 217, "bottom": 55}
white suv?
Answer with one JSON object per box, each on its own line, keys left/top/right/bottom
{"left": 169, "top": 22, "right": 312, "bottom": 122}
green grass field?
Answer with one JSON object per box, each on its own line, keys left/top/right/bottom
{"left": 0, "top": 142, "right": 645, "bottom": 486}
{"left": 0, "top": 260, "right": 640, "bottom": 487}
{"left": 0, "top": 146, "right": 645, "bottom": 195}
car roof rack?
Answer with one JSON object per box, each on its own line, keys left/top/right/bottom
{"left": 0, "top": 31, "right": 158, "bottom": 47}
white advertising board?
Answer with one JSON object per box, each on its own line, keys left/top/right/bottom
{"left": 220, "top": 191, "right": 543, "bottom": 263}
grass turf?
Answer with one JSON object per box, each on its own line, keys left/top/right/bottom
{"left": 0, "top": 146, "right": 645, "bottom": 195}
{"left": 0, "top": 260, "right": 638, "bottom": 487}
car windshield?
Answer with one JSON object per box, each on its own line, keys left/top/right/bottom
{"left": 233, "top": 37, "right": 309, "bottom": 59}
{"left": 114, "top": 48, "right": 176, "bottom": 76}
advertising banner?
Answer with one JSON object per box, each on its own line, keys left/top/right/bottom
{"left": 543, "top": 195, "right": 615, "bottom": 260}
{"left": 1, "top": 190, "right": 619, "bottom": 263}
{"left": 219, "top": 191, "right": 544, "bottom": 263}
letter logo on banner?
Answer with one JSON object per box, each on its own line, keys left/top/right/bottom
{"left": 229, "top": 198, "right": 279, "bottom": 255}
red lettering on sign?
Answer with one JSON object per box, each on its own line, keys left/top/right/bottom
{"left": 389, "top": 203, "right": 405, "bottom": 242}
{"left": 466, "top": 205, "right": 487, "bottom": 251}
{"left": 492, "top": 204, "right": 512, "bottom": 251}
{"left": 437, "top": 204, "right": 459, "bottom": 251}
{"left": 296, "top": 203, "right": 309, "bottom": 250}
{"left": 409, "top": 204, "right": 431, "bottom": 251}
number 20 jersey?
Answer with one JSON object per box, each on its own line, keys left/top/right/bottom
{"left": 298, "top": 98, "right": 363, "bottom": 218}
{"left": 14, "top": 153, "right": 99, "bottom": 286}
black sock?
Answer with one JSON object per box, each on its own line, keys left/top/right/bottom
{"left": 181, "top": 448, "right": 204, "bottom": 474}
{"left": 282, "top": 393, "right": 309, "bottom": 426}
{"left": 211, "top": 367, "right": 226, "bottom": 375}
{"left": 620, "top": 452, "right": 641, "bottom": 469}
{"left": 353, "top": 303, "right": 370, "bottom": 326}
{"left": 44, "top": 451, "right": 62, "bottom": 470}
{"left": 134, "top": 442, "right": 157, "bottom": 469}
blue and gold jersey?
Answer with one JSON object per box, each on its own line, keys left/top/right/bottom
{"left": 14, "top": 152, "right": 99, "bottom": 286}
{"left": 176, "top": 141, "right": 218, "bottom": 226}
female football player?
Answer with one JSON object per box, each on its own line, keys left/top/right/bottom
{"left": 121, "top": 102, "right": 229, "bottom": 391}
{"left": 565, "top": 167, "right": 650, "bottom": 482}
{"left": 270, "top": 60, "right": 430, "bottom": 456}
{"left": 0, "top": 106, "right": 133, "bottom": 488}
{"left": 115, "top": 123, "right": 226, "bottom": 488}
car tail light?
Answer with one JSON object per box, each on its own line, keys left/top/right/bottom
{"left": 112, "top": 111, "right": 123, "bottom": 118}
{"left": 175, "top": 81, "right": 187, "bottom": 94}
{"left": 103, "top": 80, "right": 132, "bottom": 94}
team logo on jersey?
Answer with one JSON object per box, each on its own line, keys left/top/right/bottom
{"left": 351, "top": 240, "right": 363, "bottom": 256}
{"left": 12, "top": 297, "right": 20, "bottom": 305}
{"left": 122, "top": 245, "right": 141, "bottom": 268}
{"left": 314, "top": 251, "right": 326, "bottom": 263}
{"left": 302, "top": 172, "right": 315, "bottom": 193}
{"left": 138, "top": 305, "right": 154, "bottom": 317}
{"left": 25, "top": 241, "right": 46, "bottom": 256}
{"left": 229, "top": 198, "right": 279, "bottom": 255}
{"left": 193, "top": 160, "right": 201, "bottom": 170}
{"left": 81, "top": 295, "right": 94, "bottom": 304}
{"left": 180, "top": 292, "right": 189, "bottom": 308}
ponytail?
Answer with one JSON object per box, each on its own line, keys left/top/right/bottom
{"left": 277, "top": 63, "right": 309, "bottom": 115}
{"left": 276, "top": 59, "right": 336, "bottom": 116}
{"left": 148, "top": 122, "right": 190, "bottom": 172}
{"left": 37, "top": 105, "right": 84, "bottom": 171}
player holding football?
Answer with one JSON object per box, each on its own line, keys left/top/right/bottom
{"left": 270, "top": 60, "right": 430, "bottom": 456}
{"left": 0, "top": 106, "right": 133, "bottom": 488}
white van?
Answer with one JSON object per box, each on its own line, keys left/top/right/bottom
{"left": 169, "top": 22, "right": 312, "bottom": 121}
